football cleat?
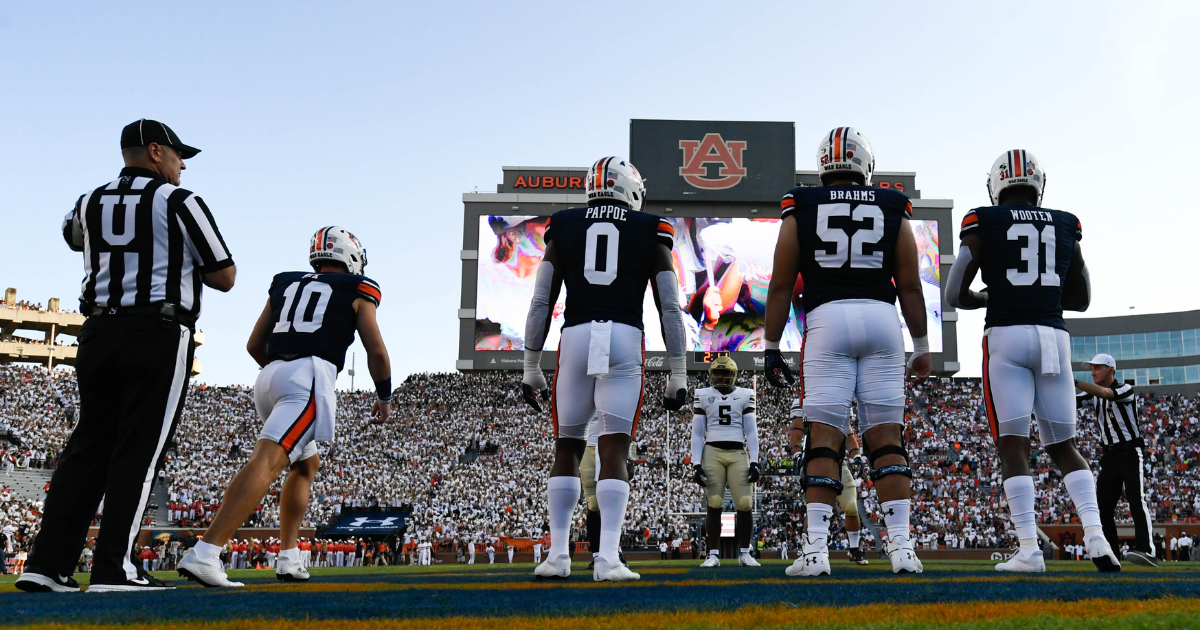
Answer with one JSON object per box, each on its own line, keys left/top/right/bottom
{"left": 785, "top": 534, "right": 830, "bottom": 577}
{"left": 699, "top": 555, "right": 720, "bottom": 568}
{"left": 87, "top": 572, "right": 176, "bottom": 592}
{"left": 848, "top": 547, "right": 869, "bottom": 565}
{"left": 534, "top": 553, "right": 572, "bottom": 580}
{"left": 995, "top": 547, "right": 1046, "bottom": 573}
{"left": 14, "top": 571, "right": 81, "bottom": 593}
{"left": 738, "top": 553, "right": 761, "bottom": 567}
{"left": 886, "top": 534, "right": 923, "bottom": 574}
{"left": 593, "top": 555, "right": 640, "bottom": 582}
{"left": 1125, "top": 550, "right": 1158, "bottom": 568}
{"left": 1084, "top": 531, "right": 1121, "bottom": 572}
{"left": 178, "top": 551, "right": 245, "bottom": 588}
{"left": 276, "top": 555, "right": 310, "bottom": 582}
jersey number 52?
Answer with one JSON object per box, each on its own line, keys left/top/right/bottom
{"left": 816, "top": 203, "right": 884, "bottom": 269}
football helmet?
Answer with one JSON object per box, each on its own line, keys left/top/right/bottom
{"left": 586, "top": 156, "right": 646, "bottom": 212}
{"left": 987, "top": 150, "right": 1045, "bottom": 206}
{"left": 817, "top": 127, "right": 875, "bottom": 185}
{"left": 309, "top": 226, "right": 367, "bottom": 275}
{"left": 709, "top": 355, "right": 738, "bottom": 389}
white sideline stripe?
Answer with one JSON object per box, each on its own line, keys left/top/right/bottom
{"left": 121, "top": 325, "right": 191, "bottom": 580}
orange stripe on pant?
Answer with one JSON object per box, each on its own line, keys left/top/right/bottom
{"left": 280, "top": 385, "right": 317, "bottom": 453}
{"left": 630, "top": 338, "right": 645, "bottom": 439}
{"left": 982, "top": 336, "right": 999, "bottom": 444}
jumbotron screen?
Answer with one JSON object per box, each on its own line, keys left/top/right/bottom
{"left": 474, "top": 215, "right": 942, "bottom": 354}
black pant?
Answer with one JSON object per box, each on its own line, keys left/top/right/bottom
{"left": 26, "top": 316, "right": 193, "bottom": 583}
{"left": 1097, "top": 446, "right": 1153, "bottom": 555}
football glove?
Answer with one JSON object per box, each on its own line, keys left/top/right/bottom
{"left": 747, "top": 461, "right": 760, "bottom": 484}
{"left": 764, "top": 349, "right": 794, "bottom": 388}
{"left": 663, "top": 371, "right": 688, "bottom": 411}
{"left": 693, "top": 464, "right": 708, "bottom": 489}
{"left": 849, "top": 453, "right": 869, "bottom": 480}
{"left": 521, "top": 368, "right": 549, "bottom": 413}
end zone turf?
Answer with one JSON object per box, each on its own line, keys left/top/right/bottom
{"left": 2, "top": 560, "right": 1198, "bottom": 629}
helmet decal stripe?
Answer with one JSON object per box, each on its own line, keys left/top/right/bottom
{"left": 603, "top": 156, "right": 614, "bottom": 189}
{"left": 843, "top": 128, "right": 850, "bottom": 162}
{"left": 832, "top": 128, "right": 842, "bottom": 162}
{"left": 595, "top": 159, "right": 604, "bottom": 190}
{"left": 1008, "top": 151, "right": 1016, "bottom": 181}
{"left": 315, "top": 227, "right": 326, "bottom": 252}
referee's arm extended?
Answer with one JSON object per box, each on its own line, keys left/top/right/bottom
{"left": 1074, "top": 379, "right": 1133, "bottom": 401}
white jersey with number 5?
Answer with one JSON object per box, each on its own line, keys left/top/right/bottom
{"left": 693, "top": 386, "right": 756, "bottom": 445}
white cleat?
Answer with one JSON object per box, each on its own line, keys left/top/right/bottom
{"left": 738, "top": 553, "right": 761, "bottom": 567}
{"left": 178, "top": 551, "right": 245, "bottom": 588}
{"left": 533, "top": 553, "right": 572, "bottom": 580}
{"left": 1084, "top": 531, "right": 1121, "bottom": 573}
{"left": 887, "top": 534, "right": 923, "bottom": 574}
{"left": 995, "top": 547, "right": 1046, "bottom": 573}
{"left": 276, "top": 555, "right": 310, "bottom": 582}
{"left": 699, "top": 555, "right": 720, "bottom": 568}
{"left": 785, "top": 534, "right": 830, "bottom": 577}
{"left": 593, "top": 555, "right": 640, "bottom": 582}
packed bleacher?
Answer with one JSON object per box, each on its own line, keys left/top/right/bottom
{"left": 2, "top": 362, "right": 1199, "bottom": 559}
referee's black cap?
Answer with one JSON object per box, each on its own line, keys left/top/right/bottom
{"left": 120, "top": 119, "right": 201, "bottom": 159}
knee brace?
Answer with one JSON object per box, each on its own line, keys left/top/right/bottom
{"left": 865, "top": 444, "right": 912, "bottom": 482}
{"left": 801, "top": 440, "right": 846, "bottom": 494}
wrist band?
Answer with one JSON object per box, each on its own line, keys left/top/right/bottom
{"left": 375, "top": 378, "right": 392, "bottom": 402}
{"left": 764, "top": 339, "right": 780, "bottom": 351}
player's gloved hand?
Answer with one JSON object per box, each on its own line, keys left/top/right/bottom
{"left": 905, "top": 335, "right": 932, "bottom": 384}
{"left": 764, "top": 348, "right": 794, "bottom": 388}
{"left": 663, "top": 367, "right": 688, "bottom": 411}
{"left": 747, "top": 461, "right": 760, "bottom": 484}
{"left": 521, "top": 370, "right": 549, "bottom": 413}
{"left": 693, "top": 464, "right": 707, "bottom": 488}
{"left": 848, "top": 453, "right": 869, "bottom": 479}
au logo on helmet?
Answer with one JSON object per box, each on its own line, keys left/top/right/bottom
{"left": 679, "top": 133, "right": 747, "bottom": 190}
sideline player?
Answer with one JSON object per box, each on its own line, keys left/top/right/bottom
{"left": 523, "top": 156, "right": 689, "bottom": 582}
{"left": 946, "top": 150, "right": 1118, "bottom": 573}
{"left": 178, "top": 227, "right": 392, "bottom": 586}
{"left": 691, "top": 357, "right": 761, "bottom": 567}
{"left": 788, "top": 400, "right": 869, "bottom": 565}
{"left": 764, "top": 127, "right": 931, "bottom": 576}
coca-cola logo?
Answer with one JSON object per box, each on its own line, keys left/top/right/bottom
{"left": 644, "top": 356, "right": 666, "bottom": 368}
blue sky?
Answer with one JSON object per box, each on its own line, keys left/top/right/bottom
{"left": 2, "top": 1, "right": 1197, "bottom": 388}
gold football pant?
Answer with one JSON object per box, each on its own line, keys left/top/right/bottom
{"left": 581, "top": 445, "right": 599, "bottom": 511}
{"left": 702, "top": 445, "right": 753, "bottom": 511}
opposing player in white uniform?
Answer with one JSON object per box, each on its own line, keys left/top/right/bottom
{"left": 765, "top": 128, "right": 930, "bottom": 576}
{"left": 789, "top": 399, "right": 869, "bottom": 565}
{"left": 524, "top": 157, "right": 689, "bottom": 582}
{"left": 691, "top": 357, "right": 760, "bottom": 567}
{"left": 947, "top": 151, "right": 1116, "bottom": 573}
{"left": 179, "top": 227, "right": 391, "bottom": 587}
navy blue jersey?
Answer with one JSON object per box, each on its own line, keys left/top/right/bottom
{"left": 780, "top": 185, "right": 912, "bottom": 314}
{"left": 264, "top": 271, "right": 381, "bottom": 371}
{"left": 959, "top": 205, "right": 1081, "bottom": 330}
{"left": 545, "top": 203, "right": 673, "bottom": 330}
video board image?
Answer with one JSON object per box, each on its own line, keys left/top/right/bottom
{"left": 475, "top": 215, "right": 942, "bottom": 354}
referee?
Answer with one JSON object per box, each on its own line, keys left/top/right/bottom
{"left": 1074, "top": 353, "right": 1157, "bottom": 568}
{"left": 16, "top": 119, "right": 235, "bottom": 593}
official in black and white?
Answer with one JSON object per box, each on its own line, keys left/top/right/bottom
{"left": 1074, "top": 353, "right": 1157, "bottom": 568}
{"left": 17, "top": 119, "right": 235, "bottom": 593}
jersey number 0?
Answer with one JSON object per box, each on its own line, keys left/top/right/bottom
{"left": 584, "top": 223, "right": 619, "bottom": 285}
{"left": 273, "top": 281, "right": 333, "bottom": 333}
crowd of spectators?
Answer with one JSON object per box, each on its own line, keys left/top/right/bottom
{"left": 1, "top": 362, "right": 1198, "bottom": 556}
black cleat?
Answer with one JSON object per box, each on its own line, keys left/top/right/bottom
{"left": 15, "top": 572, "right": 81, "bottom": 593}
{"left": 848, "top": 548, "right": 869, "bottom": 565}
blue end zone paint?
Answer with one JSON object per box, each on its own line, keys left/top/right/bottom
{"left": 3, "top": 566, "right": 1199, "bottom": 625}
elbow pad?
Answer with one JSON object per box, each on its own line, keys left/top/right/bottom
{"left": 655, "top": 270, "right": 687, "bottom": 360}
{"left": 524, "top": 261, "right": 556, "bottom": 353}
{"left": 945, "top": 245, "right": 972, "bottom": 309}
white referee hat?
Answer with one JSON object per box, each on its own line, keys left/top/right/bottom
{"left": 1084, "top": 354, "right": 1116, "bottom": 369}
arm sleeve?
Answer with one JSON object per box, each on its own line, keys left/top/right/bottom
{"left": 690, "top": 410, "right": 706, "bottom": 464}
{"left": 744, "top": 410, "right": 759, "bottom": 462}
{"left": 523, "top": 261, "right": 557, "bottom": 354}
{"left": 945, "top": 244, "right": 975, "bottom": 309}
{"left": 174, "top": 192, "right": 234, "bottom": 272}
{"left": 62, "top": 196, "right": 85, "bottom": 252}
{"left": 654, "top": 270, "right": 687, "bottom": 360}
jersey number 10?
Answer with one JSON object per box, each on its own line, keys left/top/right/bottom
{"left": 1006, "top": 224, "right": 1061, "bottom": 287}
{"left": 273, "top": 281, "right": 333, "bottom": 333}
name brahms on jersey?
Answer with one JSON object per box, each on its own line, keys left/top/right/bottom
{"left": 585, "top": 205, "right": 628, "bottom": 221}
{"left": 829, "top": 189, "right": 876, "bottom": 202}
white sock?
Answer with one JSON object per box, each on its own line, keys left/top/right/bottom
{"left": 279, "top": 547, "right": 300, "bottom": 562}
{"left": 546, "top": 476, "right": 581, "bottom": 558}
{"left": 193, "top": 540, "right": 221, "bottom": 562}
{"left": 1063, "top": 469, "right": 1102, "bottom": 531}
{"left": 596, "top": 479, "right": 630, "bottom": 564}
{"left": 1002, "top": 475, "right": 1038, "bottom": 549}
{"left": 740, "top": 548, "right": 750, "bottom": 555}
{"left": 806, "top": 503, "right": 833, "bottom": 546}
{"left": 882, "top": 499, "right": 911, "bottom": 541}
{"left": 848, "top": 530, "right": 860, "bottom": 548}
{"left": 708, "top": 549, "right": 719, "bottom": 557}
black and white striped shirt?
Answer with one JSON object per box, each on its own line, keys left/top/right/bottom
{"left": 1077, "top": 382, "right": 1141, "bottom": 447}
{"left": 62, "top": 167, "right": 233, "bottom": 316}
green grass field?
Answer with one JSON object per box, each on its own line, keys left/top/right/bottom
{"left": 2, "top": 559, "right": 1198, "bottom": 629}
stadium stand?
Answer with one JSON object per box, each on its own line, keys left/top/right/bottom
{"left": 2, "top": 363, "right": 1198, "bottom": 560}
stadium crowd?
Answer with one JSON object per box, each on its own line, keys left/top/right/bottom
{"left": 1, "top": 363, "right": 1199, "bottom": 559}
